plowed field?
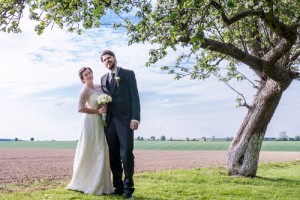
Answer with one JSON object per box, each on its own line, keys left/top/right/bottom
{"left": 0, "top": 149, "right": 299, "bottom": 185}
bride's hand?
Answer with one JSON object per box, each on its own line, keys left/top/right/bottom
{"left": 97, "top": 107, "right": 107, "bottom": 114}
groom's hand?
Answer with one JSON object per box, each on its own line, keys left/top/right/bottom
{"left": 130, "top": 121, "right": 139, "bottom": 130}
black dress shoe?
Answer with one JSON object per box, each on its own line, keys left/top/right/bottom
{"left": 125, "top": 192, "right": 133, "bottom": 199}
{"left": 113, "top": 188, "right": 124, "bottom": 195}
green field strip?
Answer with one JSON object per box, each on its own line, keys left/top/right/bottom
{"left": 1, "top": 141, "right": 299, "bottom": 151}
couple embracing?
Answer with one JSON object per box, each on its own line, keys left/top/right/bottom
{"left": 67, "top": 50, "right": 141, "bottom": 199}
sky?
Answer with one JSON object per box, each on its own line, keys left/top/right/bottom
{"left": 0, "top": 11, "right": 300, "bottom": 141}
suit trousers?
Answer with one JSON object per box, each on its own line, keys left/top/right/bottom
{"left": 105, "top": 115, "right": 135, "bottom": 193}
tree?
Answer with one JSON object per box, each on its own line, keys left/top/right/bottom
{"left": 160, "top": 135, "right": 166, "bottom": 141}
{"left": 1, "top": 0, "right": 300, "bottom": 177}
{"left": 30, "top": 137, "right": 34, "bottom": 141}
{"left": 212, "top": 136, "right": 215, "bottom": 141}
{"left": 278, "top": 131, "right": 288, "bottom": 141}
{"left": 15, "top": 137, "right": 18, "bottom": 141}
{"left": 289, "top": 137, "right": 295, "bottom": 141}
{"left": 150, "top": 136, "right": 156, "bottom": 141}
{"left": 122, "top": 0, "right": 300, "bottom": 177}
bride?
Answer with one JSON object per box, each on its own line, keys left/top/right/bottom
{"left": 67, "top": 67, "right": 113, "bottom": 195}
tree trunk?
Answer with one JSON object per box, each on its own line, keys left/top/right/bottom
{"left": 227, "top": 78, "right": 290, "bottom": 177}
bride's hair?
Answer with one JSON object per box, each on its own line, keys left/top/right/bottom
{"left": 79, "top": 67, "right": 93, "bottom": 83}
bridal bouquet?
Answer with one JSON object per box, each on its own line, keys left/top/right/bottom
{"left": 97, "top": 94, "right": 112, "bottom": 126}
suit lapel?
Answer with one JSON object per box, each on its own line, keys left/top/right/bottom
{"left": 104, "top": 73, "right": 109, "bottom": 83}
{"left": 102, "top": 73, "right": 112, "bottom": 95}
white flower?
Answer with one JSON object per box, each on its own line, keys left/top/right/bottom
{"left": 245, "top": 1, "right": 254, "bottom": 8}
{"left": 115, "top": 76, "right": 121, "bottom": 87}
{"left": 97, "top": 94, "right": 112, "bottom": 127}
{"left": 263, "top": 7, "right": 270, "bottom": 13}
{"left": 97, "top": 94, "right": 112, "bottom": 105}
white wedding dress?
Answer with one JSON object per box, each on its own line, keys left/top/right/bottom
{"left": 67, "top": 85, "right": 113, "bottom": 195}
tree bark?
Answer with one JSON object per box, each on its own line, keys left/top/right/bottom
{"left": 227, "top": 78, "right": 291, "bottom": 177}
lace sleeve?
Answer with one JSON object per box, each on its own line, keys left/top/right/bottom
{"left": 94, "top": 84, "right": 104, "bottom": 94}
{"left": 78, "top": 86, "right": 90, "bottom": 110}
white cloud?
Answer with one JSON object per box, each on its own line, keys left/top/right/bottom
{"left": 0, "top": 10, "right": 299, "bottom": 141}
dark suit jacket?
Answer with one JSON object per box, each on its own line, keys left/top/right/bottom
{"left": 101, "top": 67, "right": 141, "bottom": 127}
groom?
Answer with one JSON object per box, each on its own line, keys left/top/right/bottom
{"left": 100, "top": 50, "right": 141, "bottom": 199}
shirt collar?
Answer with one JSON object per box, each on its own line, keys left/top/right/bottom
{"left": 110, "top": 66, "right": 118, "bottom": 74}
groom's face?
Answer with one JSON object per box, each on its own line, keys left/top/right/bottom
{"left": 102, "top": 54, "right": 116, "bottom": 70}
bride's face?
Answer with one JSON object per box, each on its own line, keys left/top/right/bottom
{"left": 82, "top": 69, "right": 93, "bottom": 84}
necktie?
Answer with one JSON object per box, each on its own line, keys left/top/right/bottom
{"left": 109, "top": 73, "right": 115, "bottom": 90}
{"left": 110, "top": 73, "right": 115, "bottom": 82}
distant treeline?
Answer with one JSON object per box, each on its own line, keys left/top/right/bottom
{"left": 0, "top": 139, "right": 14, "bottom": 141}
{"left": 0, "top": 137, "right": 34, "bottom": 142}
{"left": 135, "top": 136, "right": 300, "bottom": 141}
{"left": 0, "top": 138, "right": 27, "bottom": 141}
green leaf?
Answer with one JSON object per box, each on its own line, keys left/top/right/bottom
{"left": 227, "top": 0, "right": 235, "bottom": 8}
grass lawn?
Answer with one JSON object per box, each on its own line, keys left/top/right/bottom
{"left": 1, "top": 161, "right": 299, "bottom": 199}
{"left": 0, "top": 140, "right": 300, "bottom": 151}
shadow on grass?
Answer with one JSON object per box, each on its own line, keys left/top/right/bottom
{"left": 255, "top": 176, "right": 300, "bottom": 185}
{"left": 128, "top": 197, "right": 149, "bottom": 200}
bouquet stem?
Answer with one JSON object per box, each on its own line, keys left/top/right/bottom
{"left": 101, "top": 113, "right": 107, "bottom": 126}
{"left": 101, "top": 104, "right": 107, "bottom": 127}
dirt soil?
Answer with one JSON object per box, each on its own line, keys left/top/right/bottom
{"left": 0, "top": 148, "right": 300, "bottom": 185}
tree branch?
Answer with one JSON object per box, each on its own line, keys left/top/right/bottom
{"left": 210, "top": 1, "right": 263, "bottom": 26}
{"left": 263, "top": 11, "right": 297, "bottom": 40}
{"left": 213, "top": 73, "right": 252, "bottom": 109}
{"left": 289, "top": 22, "right": 300, "bottom": 29}
{"left": 289, "top": 50, "right": 300, "bottom": 64}
{"left": 201, "top": 38, "right": 264, "bottom": 73}
{"left": 263, "top": 38, "right": 295, "bottom": 64}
